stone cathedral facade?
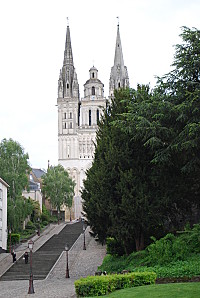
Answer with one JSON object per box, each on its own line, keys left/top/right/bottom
{"left": 57, "top": 24, "right": 129, "bottom": 220}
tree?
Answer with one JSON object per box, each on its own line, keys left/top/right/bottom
{"left": 83, "top": 27, "right": 200, "bottom": 254}
{"left": 0, "top": 138, "right": 30, "bottom": 200}
{"left": 155, "top": 26, "right": 200, "bottom": 207}
{"left": 82, "top": 88, "right": 162, "bottom": 252}
{"left": 42, "top": 165, "right": 75, "bottom": 217}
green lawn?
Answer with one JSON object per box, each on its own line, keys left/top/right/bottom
{"left": 87, "top": 282, "right": 200, "bottom": 298}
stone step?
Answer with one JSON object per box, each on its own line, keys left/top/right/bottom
{"left": 1, "top": 221, "right": 83, "bottom": 281}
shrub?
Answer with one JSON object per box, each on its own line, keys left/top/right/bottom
{"left": 106, "top": 237, "right": 125, "bottom": 256}
{"left": 146, "top": 233, "right": 188, "bottom": 265}
{"left": 26, "top": 221, "right": 36, "bottom": 230}
{"left": 11, "top": 234, "right": 20, "bottom": 245}
{"left": 75, "top": 272, "right": 156, "bottom": 297}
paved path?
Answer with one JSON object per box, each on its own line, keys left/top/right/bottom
{"left": 0, "top": 222, "right": 106, "bottom": 298}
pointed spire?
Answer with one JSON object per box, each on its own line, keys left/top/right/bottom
{"left": 114, "top": 23, "right": 124, "bottom": 68}
{"left": 58, "top": 21, "right": 79, "bottom": 99}
{"left": 109, "top": 22, "right": 129, "bottom": 98}
{"left": 63, "top": 25, "right": 74, "bottom": 67}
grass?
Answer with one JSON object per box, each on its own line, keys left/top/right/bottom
{"left": 87, "top": 282, "right": 200, "bottom": 298}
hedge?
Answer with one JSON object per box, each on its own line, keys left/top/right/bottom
{"left": 74, "top": 271, "right": 156, "bottom": 297}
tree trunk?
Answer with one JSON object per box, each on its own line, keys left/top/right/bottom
{"left": 134, "top": 232, "right": 144, "bottom": 251}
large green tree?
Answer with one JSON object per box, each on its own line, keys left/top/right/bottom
{"left": 42, "top": 165, "right": 75, "bottom": 215}
{"left": 82, "top": 27, "right": 200, "bottom": 253}
{"left": 0, "top": 138, "right": 30, "bottom": 200}
{"left": 83, "top": 87, "right": 170, "bottom": 252}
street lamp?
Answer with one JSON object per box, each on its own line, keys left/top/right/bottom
{"left": 65, "top": 244, "right": 70, "bottom": 278}
{"left": 9, "top": 228, "right": 12, "bottom": 254}
{"left": 28, "top": 239, "right": 34, "bottom": 294}
{"left": 58, "top": 209, "right": 60, "bottom": 225}
{"left": 37, "top": 217, "right": 40, "bottom": 236}
{"left": 83, "top": 224, "right": 86, "bottom": 250}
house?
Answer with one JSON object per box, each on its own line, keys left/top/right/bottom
{"left": 0, "top": 177, "right": 9, "bottom": 252}
{"left": 22, "top": 168, "right": 46, "bottom": 212}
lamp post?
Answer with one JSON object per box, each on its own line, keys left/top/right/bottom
{"left": 9, "top": 228, "right": 12, "bottom": 254}
{"left": 65, "top": 244, "right": 70, "bottom": 278}
{"left": 58, "top": 209, "right": 60, "bottom": 225}
{"left": 83, "top": 224, "right": 86, "bottom": 250}
{"left": 28, "top": 239, "right": 34, "bottom": 294}
{"left": 37, "top": 217, "right": 40, "bottom": 236}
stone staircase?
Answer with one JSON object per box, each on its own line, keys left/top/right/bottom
{"left": 0, "top": 221, "right": 83, "bottom": 281}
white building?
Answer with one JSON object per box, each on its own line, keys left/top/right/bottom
{"left": 57, "top": 24, "right": 129, "bottom": 219}
{"left": 0, "top": 177, "right": 9, "bottom": 252}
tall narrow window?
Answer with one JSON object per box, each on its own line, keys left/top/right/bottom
{"left": 64, "top": 123, "right": 67, "bottom": 129}
{"left": 118, "top": 82, "right": 120, "bottom": 88}
{"left": 67, "top": 83, "right": 69, "bottom": 89}
{"left": 67, "top": 145, "right": 70, "bottom": 158}
{"left": 92, "top": 86, "right": 95, "bottom": 95}
{"left": 64, "top": 112, "right": 66, "bottom": 119}
{"left": 69, "top": 112, "right": 72, "bottom": 119}
{"left": 92, "top": 72, "right": 94, "bottom": 78}
{"left": 97, "top": 109, "right": 99, "bottom": 123}
{"left": 69, "top": 122, "right": 72, "bottom": 129}
{"left": 89, "top": 110, "right": 91, "bottom": 126}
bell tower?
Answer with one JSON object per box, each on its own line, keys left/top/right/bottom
{"left": 57, "top": 25, "right": 80, "bottom": 162}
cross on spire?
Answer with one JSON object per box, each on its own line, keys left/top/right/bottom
{"left": 116, "top": 16, "right": 119, "bottom": 27}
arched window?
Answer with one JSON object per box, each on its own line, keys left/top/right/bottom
{"left": 69, "top": 122, "right": 72, "bottom": 129}
{"left": 118, "top": 82, "right": 120, "bottom": 88}
{"left": 69, "top": 112, "right": 72, "bottom": 119}
{"left": 67, "top": 83, "right": 69, "bottom": 89}
{"left": 89, "top": 109, "right": 91, "bottom": 126}
{"left": 97, "top": 109, "right": 99, "bottom": 123}
{"left": 92, "top": 86, "right": 95, "bottom": 95}
{"left": 92, "top": 72, "right": 94, "bottom": 78}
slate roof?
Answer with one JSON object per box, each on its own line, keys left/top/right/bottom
{"left": 32, "top": 168, "right": 46, "bottom": 179}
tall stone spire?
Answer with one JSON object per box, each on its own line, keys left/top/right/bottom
{"left": 63, "top": 25, "right": 73, "bottom": 67}
{"left": 109, "top": 24, "right": 129, "bottom": 98}
{"left": 58, "top": 24, "right": 79, "bottom": 99}
{"left": 114, "top": 24, "right": 124, "bottom": 69}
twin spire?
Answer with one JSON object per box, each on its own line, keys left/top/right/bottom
{"left": 58, "top": 21, "right": 129, "bottom": 99}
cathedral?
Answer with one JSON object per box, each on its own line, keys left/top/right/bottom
{"left": 57, "top": 23, "right": 129, "bottom": 220}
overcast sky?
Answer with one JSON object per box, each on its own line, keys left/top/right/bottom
{"left": 0, "top": 0, "right": 200, "bottom": 170}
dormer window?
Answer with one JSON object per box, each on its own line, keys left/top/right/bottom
{"left": 92, "top": 86, "right": 95, "bottom": 95}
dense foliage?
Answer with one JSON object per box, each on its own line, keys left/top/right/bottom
{"left": 7, "top": 196, "right": 34, "bottom": 232}
{"left": 0, "top": 138, "right": 30, "bottom": 200}
{"left": 99, "top": 224, "right": 200, "bottom": 278}
{"left": 82, "top": 27, "right": 200, "bottom": 252}
{"left": 42, "top": 164, "right": 75, "bottom": 213}
{"left": 75, "top": 272, "right": 156, "bottom": 297}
